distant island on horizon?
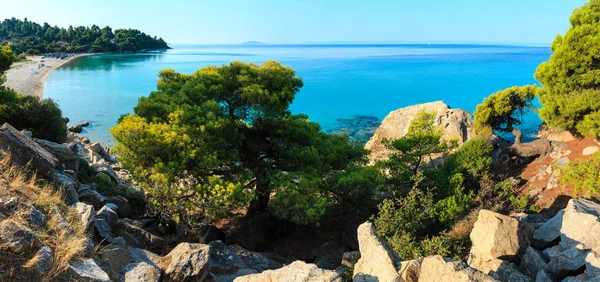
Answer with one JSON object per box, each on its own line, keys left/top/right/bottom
{"left": 241, "top": 41, "right": 265, "bottom": 45}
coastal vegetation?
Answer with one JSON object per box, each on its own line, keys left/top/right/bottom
{"left": 535, "top": 0, "right": 600, "bottom": 137}
{"left": 0, "top": 17, "right": 169, "bottom": 54}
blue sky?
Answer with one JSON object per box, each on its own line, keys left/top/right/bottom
{"left": 0, "top": 0, "right": 588, "bottom": 44}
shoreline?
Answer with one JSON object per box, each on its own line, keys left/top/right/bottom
{"left": 4, "top": 53, "right": 96, "bottom": 99}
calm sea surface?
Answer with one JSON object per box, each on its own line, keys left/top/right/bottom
{"left": 43, "top": 44, "right": 552, "bottom": 146}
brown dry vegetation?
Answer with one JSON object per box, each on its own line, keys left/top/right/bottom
{"left": 0, "top": 155, "right": 89, "bottom": 281}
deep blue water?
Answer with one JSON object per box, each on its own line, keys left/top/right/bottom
{"left": 43, "top": 44, "right": 552, "bottom": 146}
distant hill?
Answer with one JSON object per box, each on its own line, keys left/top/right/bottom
{"left": 242, "top": 41, "right": 265, "bottom": 45}
{"left": 0, "top": 17, "right": 170, "bottom": 55}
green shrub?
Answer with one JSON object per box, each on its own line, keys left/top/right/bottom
{"left": 329, "top": 165, "right": 385, "bottom": 209}
{"left": 560, "top": 154, "right": 600, "bottom": 197}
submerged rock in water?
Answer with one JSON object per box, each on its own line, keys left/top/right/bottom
{"left": 328, "top": 115, "right": 381, "bottom": 143}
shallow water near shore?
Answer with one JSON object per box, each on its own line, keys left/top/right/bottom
{"left": 43, "top": 44, "right": 551, "bottom": 146}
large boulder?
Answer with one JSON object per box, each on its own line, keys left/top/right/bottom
{"left": 0, "top": 220, "right": 39, "bottom": 254}
{"left": 97, "top": 239, "right": 134, "bottom": 281}
{"left": 468, "top": 210, "right": 534, "bottom": 274}
{"left": 544, "top": 244, "right": 588, "bottom": 280}
{"left": 34, "top": 138, "right": 79, "bottom": 173}
{"left": 352, "top": 221, "right": 402, "bottom": 281}
{"left": 365, "top": 101, "right": 475, "bottom": 162}
{"left": 519, "top": 247, "right": 547, "bottom": 278}
{"left": 0, "top": 123, "right": 58, "bottom": 178}
{"left": 420, "top": 255, "right": 498, "bottom": 282}
{"left": 234, "top": 260, "right": 341, "bottom": 282}
{"left": 79, "top": 189, "right": 107, "bottom": 210}
{"left": 560, "top": 199, "right": 600, "bottom": 252}
{"left": 160, "top": 241, "right": 256, "bottom": 282}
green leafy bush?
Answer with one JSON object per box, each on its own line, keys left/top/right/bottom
{"left": 560, "top": 154, "right": 600, "bottom": 197}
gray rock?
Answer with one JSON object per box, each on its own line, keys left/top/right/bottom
{"left": 0, "top": 221, "right": 39, "bottom": 253}
{"left": 163, "top": 241, "right": 256, "bottom": 282}
{"left": 520, "top": 247, "right": 547, "bottom": 278}
{"left": 544, "top": 245, "right": 588, "bottom": 279}
{"left": 53, "top": 170, "right": 79, "bottom": 205}
{"left": 129, "top": 247, "right": 161, "bottom": 268}
{"left": 67, "top": 258, "right": 111, "bottom": 282}
{"left": 74, "top": 202, "right": 96, "bottom": 234}
{"left": 560, "top": 199, "right": 600, "bottom": 252}
{"left": 0, "top": 123, "right": 59, "bottom": 178}
{"left": 98, "top": 239, "right": 133, "bottom": 281}
{"left": 32, "top": 246, "right": 53, "bottom": 275}
{"left": 556, "top": 157, "right": 571, "bottom": 167}
{"left": 535, "top": 269, "right": 552, "bottom": 282}
{"left": 107, "top": 196, "right": 132, "bottom": 218}
{"left": 30, "top": 205, "right": 47, "bottom": 229}
{"left": 79, "top": 189, "right": 107, "bottom": 210}
{"left": 341, "top": 251, "right": 361, "bottom": 269}
{"left": 20, "top": 130, "right": 32, "bottom": 138}
{"left": 6, "top": 197, "right": 16, "bottom": 208}
{"left": 96, "top": 205, "right": 118, "bottom": 229}
{"left": 34, "top": 138, "right": 79, "bottom": 173}
{"left": 230, "top": 244, "right": 282, "bottom": 272}
{"left": 533, "top": 210, "right": 564, "bottom": 249}
{"left": 115, "top": 219, "right": 166, "bottom": 254}
{"left": 124, "top": 262, "right": 161, "bottom": 282}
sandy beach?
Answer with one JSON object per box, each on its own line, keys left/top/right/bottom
{"left": 2, "top": 54, "right": 91, "bottom": 98}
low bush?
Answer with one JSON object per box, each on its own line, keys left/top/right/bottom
{"left": 560, "top": 154, "right": 600, "bottom": 197}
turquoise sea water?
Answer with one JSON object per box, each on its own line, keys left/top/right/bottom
{"left": 43, "top": 44, "right": 552, "bottom": 146}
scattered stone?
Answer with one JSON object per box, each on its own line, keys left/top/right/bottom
{"left": 538, "top": 165, "right": 553, "bottom": 175}
{"left": 0, "top": 221, "right": 39, "bottom": 253}
{"left": 547, "top": 172, "right": 559, "bottom": 190}
{"left": 468, "top": 210, "right": 533, "bottom": 274}
{"left": 124, "top": 262, "right": 161, "bottom": 282}
{"left": 230, "top": 244, "right": 282, "bottom": 272}
{"left": 420, "top": 255, "right": 497, "bottom": 282}
{"left": 98, "top": 239, "right": 134, "bottom": 281}
{"left": 96, "top": 205, "right": 118, "bottom": 229}
{"left": 582, "top": 146, "right": 600, "bottom": 156}
{"left": 399, "top": 259, "right": 422, "bottom": 282}
{"left": 544, "top": 244, "right": 588, "bottom": 279}
{"left": 585, "top": 251, "right": 600, "bottom": 278}
{"left": 0, "top": 123, "right": 59, "bottom": 178}
{"left": 54, "top": 170, "right": 79, "bottom": 205}
{"left": 556, "top": 157, "right": 571, "bottom": 167}
{"left": 115, "top": 219, "right": 166, "bottom": 254}
{"left": 233, "top": 260, "right": 340, "bottom": 282}
{"left": 341, "top": 251, "right": 361, "bottom": 269}
{"left": 29, "top": 205, "right": 46, "bottom": 229}
{"left": 49, "top": 207, "right": 74, "bottom": 234}
{"left": 535, "top": 269, "right": 553, "bottom": 282}
{"left": 520, "top": 247, "right": 546, "bottom": 278}
{"left": 311, "top": 241, "right": 347, "bottom": 270}
{"left": 79, "top": 189, "right": 107, "bottom": 210}
{"left": 74, "top": 202, "right": 96, "bottom": 234}
{"left": 78, "top": 183, "right": 92, "bottom": 193}
{"left": 32, "top": 246, "right": 53, "bottom": 275}
{"left": 81, "top": 121, "right": 90, "bottom": 127}
{"left": 543, "top": 245, "right": 563, "bottom": 261}
{"left": 162, "top": 241, "right": 256, "bottom": 281}
{"left": 20, "top": 130, "right": 32, "bottom": 139}
{"left": 352, "top": 221, "right": 401, "bottom": 281}
{"left": 6, "top": 197, "right": 16, "bottom": 208}
{"left": 68, "top": 124, "right": 83, "bottom": 133}
{"left": 560, "top": 199, "right": 600, "bottom": 252}
{"left": 129, "top": 247, "right": 162, "bottom": 268}
{"left": 81, "top": 137, "right": 90, "bottom": 144}
{"left": 67, "top": 258, "right": 111, "bottom": 282}
{"left": 107, "top": 195, "right": 132, "bottom": 218}
{"left": 533, "top": 210, "right": 564, "bottom": 249}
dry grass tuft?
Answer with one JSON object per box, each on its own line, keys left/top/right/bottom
{"left": 0, "top": 154, "right": 91, "bottom": 281}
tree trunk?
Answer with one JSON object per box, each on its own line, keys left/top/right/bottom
{"left": 246, "top": 172, "right": 270, "bottom": 218}
{"left": 512, "top": 128, "right": 522, "bottom": 145}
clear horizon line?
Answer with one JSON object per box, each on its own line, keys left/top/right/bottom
{"left": 167, "top": 41, "right": 551, "bottom": 47}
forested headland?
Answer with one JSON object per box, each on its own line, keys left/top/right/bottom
{"left": 0, "top": 17, "right": 169, "bottom": 55}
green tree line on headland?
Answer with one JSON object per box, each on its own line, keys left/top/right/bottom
{"left": 0, "top": 17, "right": 170, "bottom": 55}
